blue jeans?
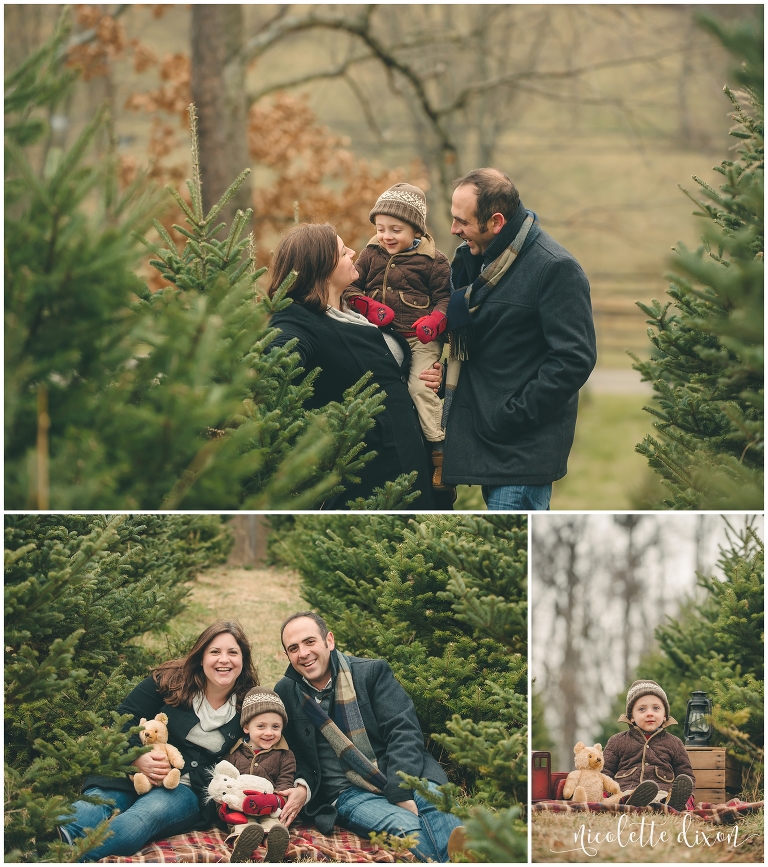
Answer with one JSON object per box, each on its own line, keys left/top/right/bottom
{"left": 482, "top": 483, "right": 552, "bottom": 511}
{"left": 335, "top": 782, "right": 461, "bottom": 862}
{"left": 61, "top": 786, "right": 201, "bottom": 861}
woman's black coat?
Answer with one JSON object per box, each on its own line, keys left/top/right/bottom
{"left": 269, "top": 302, "right": 435, "bottom": 509}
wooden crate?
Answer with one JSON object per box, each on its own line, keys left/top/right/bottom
{"left": 685, "top": 746, "right": 741, "bottom": 804}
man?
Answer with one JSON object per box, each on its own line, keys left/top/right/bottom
{"left": 273, "top": 612, "right": 462, "bottom": 861}
{"left": 442, "top": 168, "right": 597, "bottom": 510}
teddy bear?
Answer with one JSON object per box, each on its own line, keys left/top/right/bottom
{"left": 562, "top": 742, "right": 623, "bottom": 805}
{"left": 131, "top": 712, "right": 185, "bottom": 795}
{"left": 206, "top": 760, "right": 281, "bottom": 818}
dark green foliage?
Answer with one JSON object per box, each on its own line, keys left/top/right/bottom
{"left": 4, "top": 513, "right": 232, "bottom": 862}
{"left": 631, "top": 12, "right": 763, "bottom": 508}
{"left": 596, "top": 520, "right": 764, "bottom": 798}
{"left": 278, "top": 514, "right": 527, "bottom": 861}
{"left": 4, "top": 12, "right": 416, "bottom": 511}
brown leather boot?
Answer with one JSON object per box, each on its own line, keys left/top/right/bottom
{"left": 431, "top": 449, "right": 454, "bottom": 493}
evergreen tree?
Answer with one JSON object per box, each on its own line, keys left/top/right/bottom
{"left": 277, "top": 514, "right": 527, "bottom": 861}
{"left": 595, "top": 519, "right": 764, "bottom": 799}
{"left": 4, "top": 513, "right": 232, "bottom": 862}
{"left": 631, "top": 9, "right": 763, "bottom": 509}
{"left": 4, "top": 12, "right": 416, "bottom": 510}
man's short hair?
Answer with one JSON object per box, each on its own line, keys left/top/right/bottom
{"left": 454, "top": 168, "right": 520, "bottom": 230}
{"left": 280, "top": 610, "right": 330, "bottom": 648}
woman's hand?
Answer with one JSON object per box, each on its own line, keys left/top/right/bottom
{"left": 419, "top": 361, "right": 443, "bottom": 393}
{"left": 132, "top": 752, "right": 171, "bottom": 786}
{"left": 277, "top": 784, "right": 308, "bottom": 827}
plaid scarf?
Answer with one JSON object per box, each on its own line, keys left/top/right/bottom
{"left": 299, "top": 651, "right": 387, "bottom": 794}
{"left": 441, "top": 211, "right": 536, "bottom": 429}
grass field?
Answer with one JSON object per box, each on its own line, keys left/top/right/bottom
{"left": 532, "top": 810, "right": 765, "bottom": 863}
{"left": 143, "top": 564, "right": 305, "bottom": 687}
{"left": 455, "top": 391, "right": 663, "bottom": 511}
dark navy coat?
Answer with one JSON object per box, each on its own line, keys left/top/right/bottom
{"left": 442, "top": 203, "right": 597, "bottom": 486}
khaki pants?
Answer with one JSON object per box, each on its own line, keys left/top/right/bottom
{"left": 406, "top": 337, "right": 445, "bottom": 443}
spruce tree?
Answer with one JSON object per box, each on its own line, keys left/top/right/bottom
{"left": 4, "top": 513, "right": 232, "bottom": 862}
{"left": 631, "top": 9, "right": 763, "bottom": 509}
{"left": 4, "top": 11, "right": 416, "bottom": 511}
{"left": 275, "top": 514, "right": 527, "bottom": 861}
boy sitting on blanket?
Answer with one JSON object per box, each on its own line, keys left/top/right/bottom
{"left": 218, "top": 689, "right": 295, "bottom": 862}
{"left": 603, "top": 680, "right": 696, "bottom": 810}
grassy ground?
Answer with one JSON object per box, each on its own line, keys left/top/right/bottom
{"left": 143, "top": 565, "right": 304, "bottom": 687}
{"left": 532, "top": 809, "right": 765, "bottom": 863}
{"left": 454, "top": 391, "right": 664, "bottom": 511}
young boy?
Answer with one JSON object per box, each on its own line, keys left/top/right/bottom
{"left": 343, "top": 183, "right": 452, "bottom": 491}
{"left": 219, "top": 689, "right": 296, "bottom": 862}
{"left": 603, "top": 680, "right": 696, "bottom": 810}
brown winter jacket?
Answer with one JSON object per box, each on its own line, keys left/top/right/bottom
{"left": 343, "top": 233, "right": 451, "bottom": 335}
{"left": 602, "top": 715, "right": 695, "bottom": 795}
{"left": 228, "top": 735, "right": 296, "bottom": 792}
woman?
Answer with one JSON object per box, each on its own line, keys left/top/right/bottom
{"left": 268, "top": 223, "right": 441, "bottom": 509}
{"left": 61, "top": 622, "right": 259, "bottom": 861}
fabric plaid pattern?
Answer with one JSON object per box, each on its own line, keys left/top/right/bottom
{"left": 531, "top": 798, "right": 764, "bottom": 825}
{"left": 97, "top": 824, "right": 416, "bottom": 863}
{"left": 299, "top": 651, "right": 388, "bottom": 794}
{"left": 442, "top": 212, "right": 535, "bottom": 429}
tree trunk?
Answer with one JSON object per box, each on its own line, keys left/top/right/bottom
{"left": 190, "top": 5, "right": 252, "bottom": 229}
{"left": 227, "top": 515, "right": 270, "bottom": 567}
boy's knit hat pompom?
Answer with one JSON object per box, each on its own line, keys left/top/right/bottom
{"left": 626, "top": 680, "right": 670, "bottom": 719}
{"left": 369, "top": 182, "right": 427, "bottom": 234}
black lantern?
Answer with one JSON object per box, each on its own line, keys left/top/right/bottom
{"left": 684, "top": 690, "right": 713, "bottom": 745}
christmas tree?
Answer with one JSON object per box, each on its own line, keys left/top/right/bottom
{"left": 4, "top": 513, "right": 232, "bottom": 862}
{"left": 275, "top": 514, "right": 527, "bottom": 861}
{"left": 631, "top": 9, "right": 763, "bottom": 508}
{"left": 4, "top": 12, "right": 415, "bottom": 510}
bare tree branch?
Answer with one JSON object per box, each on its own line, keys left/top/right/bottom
{"left": 248, "top": 54, "right": 372, "bottom": 106}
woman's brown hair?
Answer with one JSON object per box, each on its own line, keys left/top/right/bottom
{"left": 267, "top": 223, "right": 339, "bottom": 314}
{"left": 152, "top": 620, "right": 259, "bottom": 710}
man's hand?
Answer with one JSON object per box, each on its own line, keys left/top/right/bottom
{"left": 277, "top": 784, "right": 307, "bottom": 828}
{"left": 396, "top": 799, "right": 419, "bottom": 815}
{"left": 419, "top": 361, "right": 443, "bottom": 393}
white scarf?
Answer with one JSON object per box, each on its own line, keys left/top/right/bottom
{"left": 186, "top": 692, "right": 237, "bottom": 752}
{"left": 326, "top": 304, "right": 405, "bottom": 368}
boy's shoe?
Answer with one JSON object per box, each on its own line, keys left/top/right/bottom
{"left": 264, "top": 824, "right": 290, "bottom": 863}
{"left": 626, "top": 780, "right": 659, "bottom": 807}
{"left": 230, "top": 824, "right": 265, "bottom": 862}
{"left": 667, "top": 774, "right": 694, "bottom": 811}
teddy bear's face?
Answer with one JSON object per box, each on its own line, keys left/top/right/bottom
{"left": 574, "top": 743, "right": 605, "bottom": 771}
{"left": 140, "top": 722, "right": 167, "bottom": 745}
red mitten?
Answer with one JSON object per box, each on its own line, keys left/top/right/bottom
{"left": 218, "top": 802, "right": 249, "bottom": 825}
{"left": 241, "top": 790, "right": 286, "bottom": 817}
{"left": 413, "top": 310, "right": 447, "bottom": 344}
{"left": 348, "top": 295, "right": 395, "bottom": 326}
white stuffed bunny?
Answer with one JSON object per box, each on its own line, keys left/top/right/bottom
{"left": 207, "top": 760, "right": 281, "bottom": 817}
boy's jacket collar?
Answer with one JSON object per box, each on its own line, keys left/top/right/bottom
{"left": 366, "top": 232, "right": 437, "bottom": 259}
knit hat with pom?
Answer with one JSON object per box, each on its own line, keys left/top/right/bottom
{"left": 369, "top": 183, "right": 427, "bottom": 234}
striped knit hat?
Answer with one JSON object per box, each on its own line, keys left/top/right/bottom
{"left": 369, "top": 183, "right": 427, "bottom": 234}
{"left": 626, "top": 680, "right": 670, "bottom": 720}
{"left": 241, "top": 688, "right": 288, "bottom": 727}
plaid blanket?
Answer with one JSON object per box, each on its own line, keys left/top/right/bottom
{"left": 97, "top": 823, "right": 416, "bottom": 863}
{"left": 532, "top": 797, "right": 764, "bottom": 825}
